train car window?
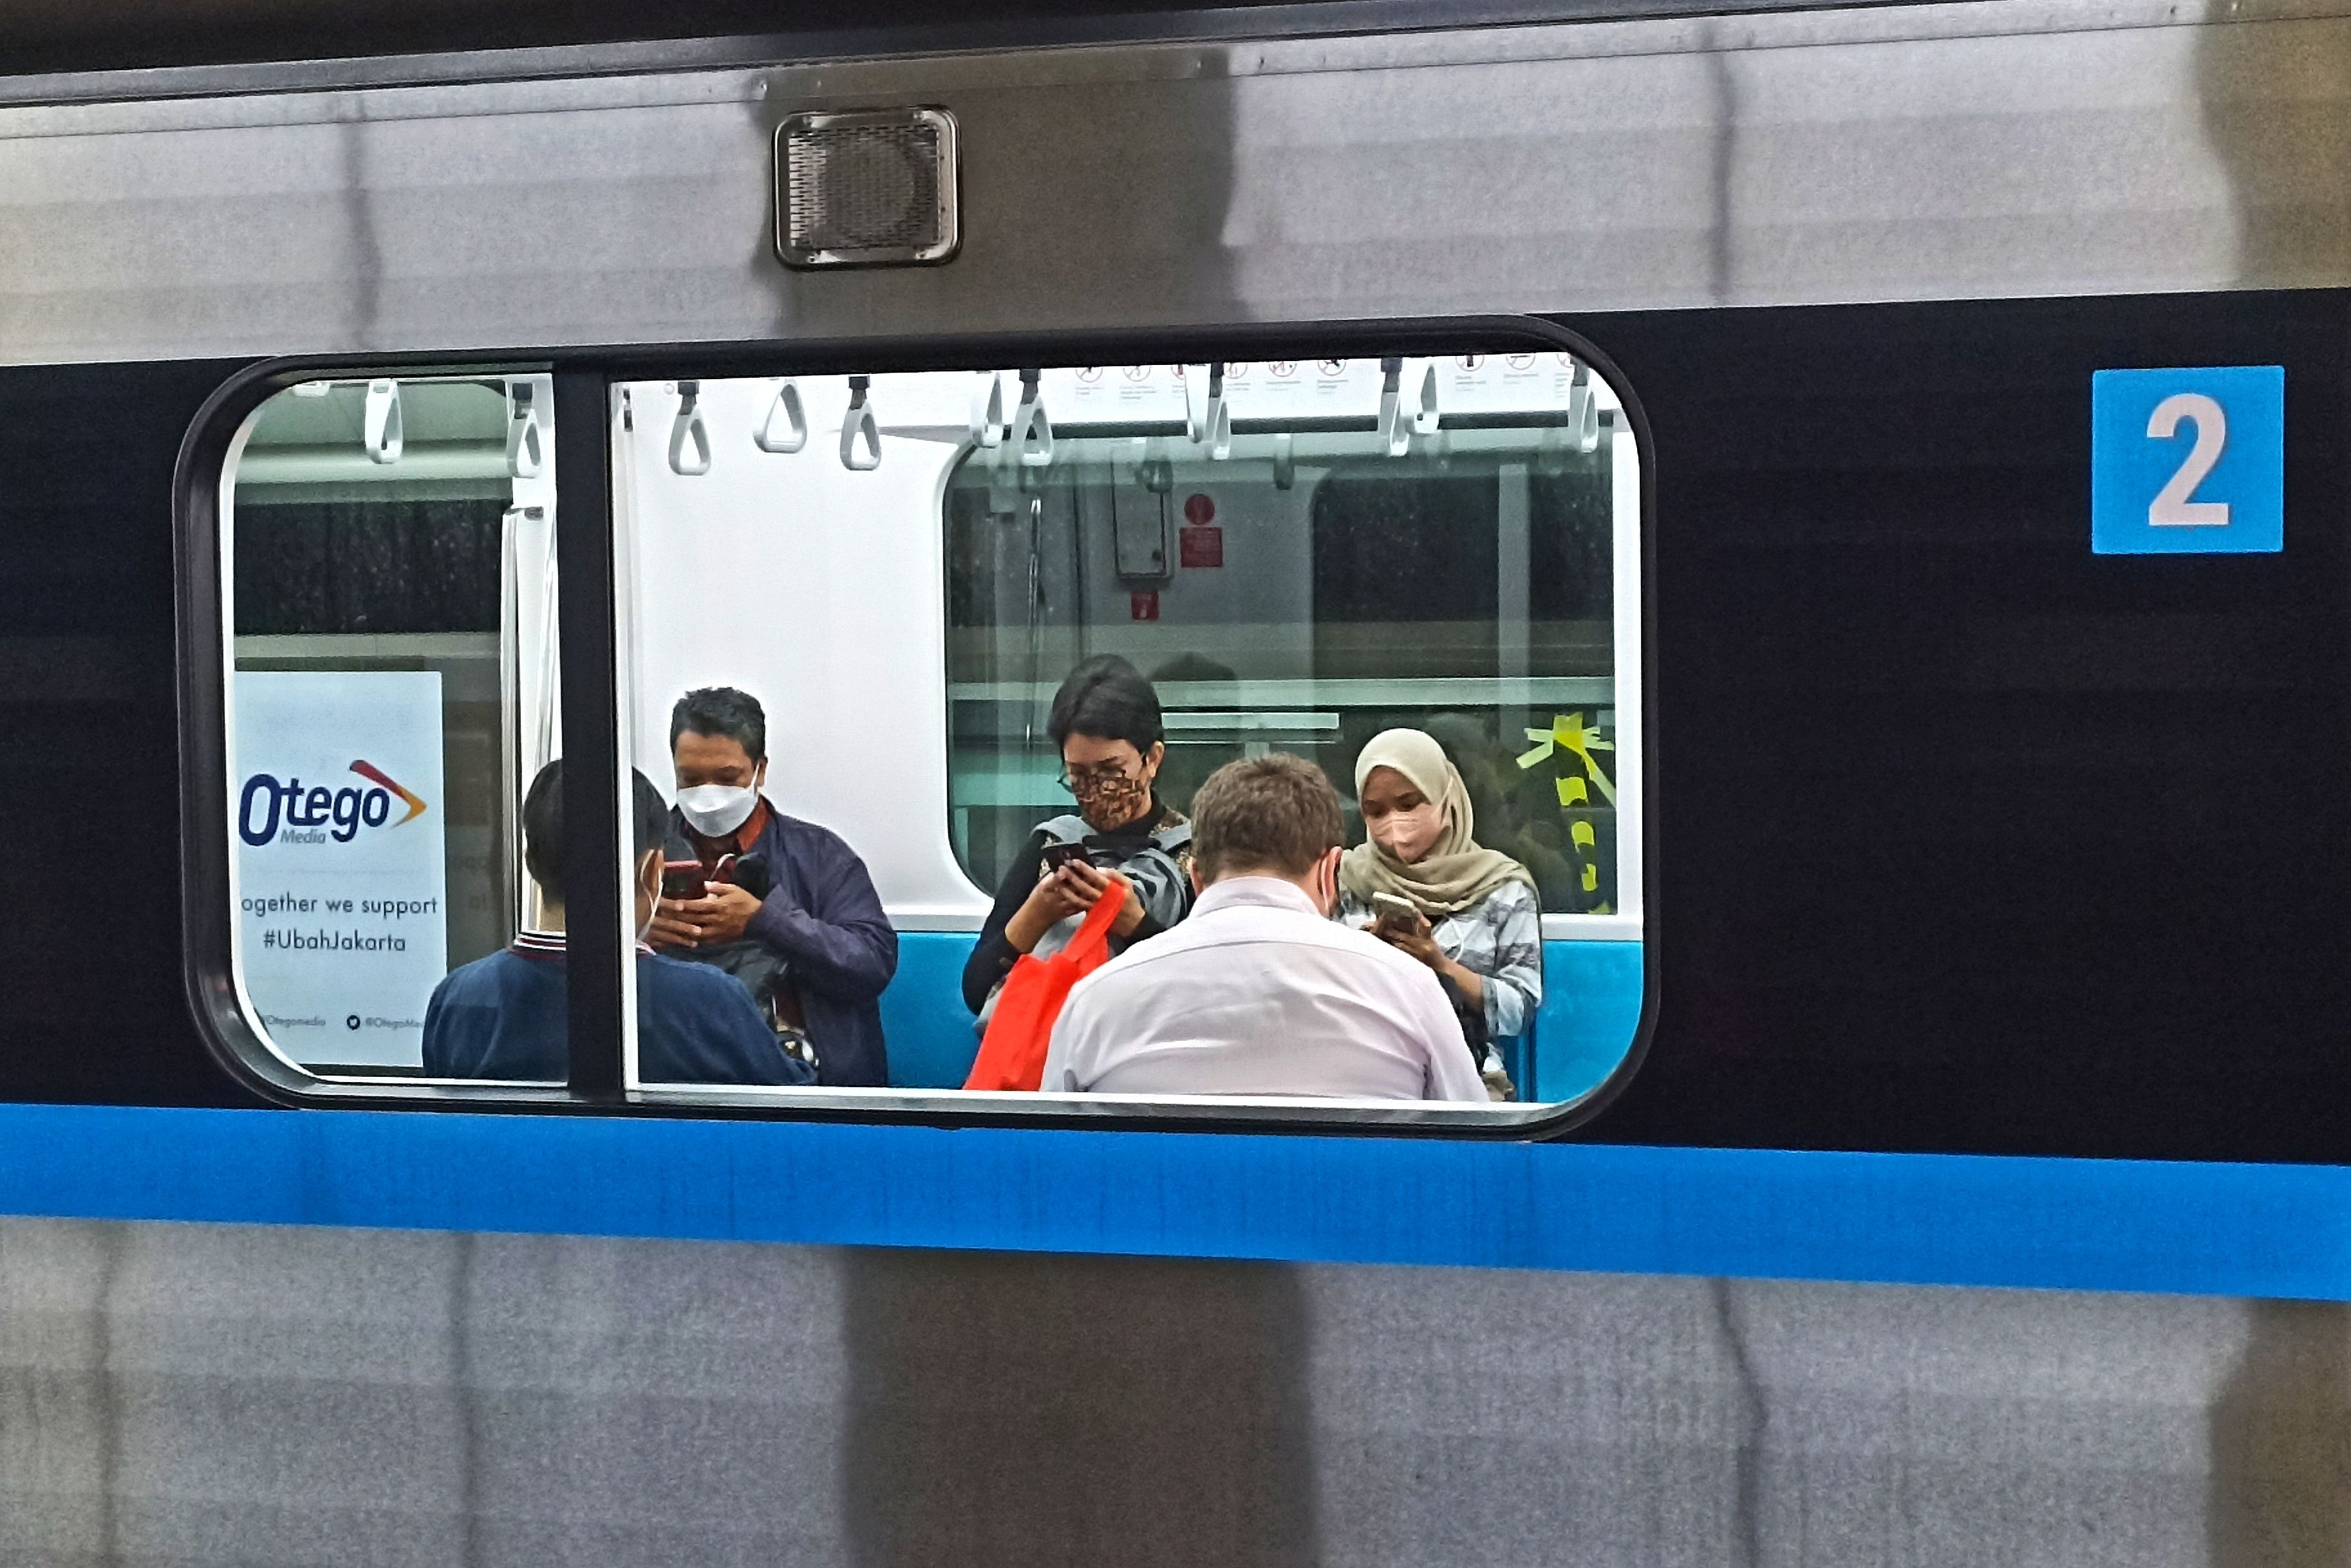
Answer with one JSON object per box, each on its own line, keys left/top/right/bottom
{"left": 220, "top": 373, "right": 565, "bottom": 1081}
{"left": 940, "top": 359, "right": 1637, "bottom": 922}
{"left": 193, "top": 342, "right": 1643, "bottom": 1119}
{"left": 610, "top": 353, "right": 1645, "bottom": 1112}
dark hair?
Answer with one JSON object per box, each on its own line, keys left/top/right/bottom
{"left": 669, "top": 686, "right": 766, "bottom": 762}
{"left": 1190, "top": 753, "right": 1344, "bottom": 881}
{"left": 1047, "top": 655, "right": 1162, "bottom": 754}
{"left": 520, "top": 760, "right": 670, "bottom": 903}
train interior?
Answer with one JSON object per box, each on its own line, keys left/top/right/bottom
{"left": 222, "top": 357, "right": 1644, "bottom": 1101}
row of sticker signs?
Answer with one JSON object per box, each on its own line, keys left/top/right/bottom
{"left": 1032, "top": 355, "right": 1617, "bottom": 427}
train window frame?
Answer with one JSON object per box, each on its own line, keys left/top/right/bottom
{"left": 176, "top": 318, "right": 1656, "bottom": 1134}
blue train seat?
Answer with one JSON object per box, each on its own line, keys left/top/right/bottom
{"left": 881, "top": 932, "right": 1645, "bottom": 1102}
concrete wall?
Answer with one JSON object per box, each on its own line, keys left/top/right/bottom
{"left": 2, "top": 1216, "right": 2345, "bottom": 1567}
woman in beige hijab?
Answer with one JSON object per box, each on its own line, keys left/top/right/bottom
{"left": 1339, "top": 728, "right": 1544, "bottom": 1096}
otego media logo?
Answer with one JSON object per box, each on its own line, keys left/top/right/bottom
{"left": 239, "top": 760, "right": 427, "bottom": 846}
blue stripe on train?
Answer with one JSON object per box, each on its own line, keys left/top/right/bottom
{"left": 880, "top": 933, "right": 1647, "bottom": 1097}
{"left": 2, "top": 1103, "right": 2350, "bottom": 1299}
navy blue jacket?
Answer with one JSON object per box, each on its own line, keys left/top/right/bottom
{"left": 670, "top": 803, "right": 898, "bottom": 1088}
{"left": 420, "top": 938, "right": 816, "bottom": 1086}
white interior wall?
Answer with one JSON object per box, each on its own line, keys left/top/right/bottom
{"left": 617, "top": 373, "right": 991, "bottom": 926}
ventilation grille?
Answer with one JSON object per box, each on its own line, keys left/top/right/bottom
{"left": 775, "top": 108, "right": 959, "bottom": 268}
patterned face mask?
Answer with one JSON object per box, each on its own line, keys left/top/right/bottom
{"left": 1071, "top": 770, "right": 1152, "bottom": 832}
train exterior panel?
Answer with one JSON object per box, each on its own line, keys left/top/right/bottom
{"left": 15, "top": 1206, "right": 2350, "bottom": 1568}
{"left": 3, "top": 1, "right": 2346, "bottom": 359}
{"left": 5, "top": 1, "right": 2351, "bottom": 1560}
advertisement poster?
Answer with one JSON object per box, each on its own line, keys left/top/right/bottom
{"left": 233, "top": 671, "right": 448, "bottom": 1067}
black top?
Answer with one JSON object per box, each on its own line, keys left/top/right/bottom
{"left": 959, "top": 800, "right": 1187, "bottom": 1014}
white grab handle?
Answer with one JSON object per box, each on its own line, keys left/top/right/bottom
{"left": 1412, "top": 362, "right": 1441, "bottom": 435}
{"left": 754, "top": 379, "right": 808, "bottom": 454}
{"left": 1198, "top": 363, "right": 1230, "bottom": 460}
{"left": 841, "top": 378, "right": 881, "bottom": 471}
{"left": 1011, "top": 372, "right": 1054, "bottom": 468}
{"left": 1571, "top": 364, "right": 1600, "bottom": 454}
{"left": 505, "top": 384, "right": 542, "bottom": 478}
{"left": 1378, "top": 358, "right": 1410, "bottom": 458}
{"left": 363, "top": 378, "right": 403, "bottom": 465}
{"left": 1271, "top": 432, "right": 1295, "bottom": 491}
{"left": 668, "top": 382, "right": 711, "bottom": 476}
{"left": 969, "top": 373, "right": 1005, "bottom": 449}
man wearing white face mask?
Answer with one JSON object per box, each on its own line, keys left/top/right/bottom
{"left": 650, "top": 686, "right": 898, "bottom": 1087}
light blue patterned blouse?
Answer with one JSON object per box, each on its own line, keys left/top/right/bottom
{"left": 1336, "top": 879, "right": 1545, "bottom": 1040}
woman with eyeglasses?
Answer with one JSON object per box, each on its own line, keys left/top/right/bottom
{"left": 959, "top": 655, "right": 1196, "bottom": 1024}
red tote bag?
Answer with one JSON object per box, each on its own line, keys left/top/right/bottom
{"left": 964, "top": 872, "right": 1129, "bottom": 1092}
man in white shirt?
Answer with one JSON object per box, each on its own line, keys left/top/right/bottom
{"left": 1043, "top": 752, "right": 1487, "bottom": 1101}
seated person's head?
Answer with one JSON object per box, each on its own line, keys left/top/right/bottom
{"left": 1356, "top": 727, "right": 1465, "bottom": 868}
{"left": 670, "top": 686, "right": 767, "bottom": 839}
{"left": 521, "top": 760, "right": 671, "bottom": 933}
{"left": 1188, "top": 753, "right": 1345, "bottom": 912}
{"left": 1049, "top": 655, "right": 1166, "bottom": 833}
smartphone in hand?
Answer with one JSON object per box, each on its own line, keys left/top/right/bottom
{"left": 1370, "top": 891, "right": 1420, "bottom": 933}
{"left": 661, "top": 860, "right": 707, "bottom": 901}
{"left": 1038, "top": 841, "right": 1089, "bottom": 880}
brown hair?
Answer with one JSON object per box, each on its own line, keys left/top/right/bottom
{"left": 1190, "top": 752, "right": 1345, "bottom": 881}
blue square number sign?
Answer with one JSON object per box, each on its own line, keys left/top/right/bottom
{"left": 2092, "top": 365, "right": 2283, "bottom": 555}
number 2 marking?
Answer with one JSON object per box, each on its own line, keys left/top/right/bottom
{"left": 2146, "top": 392, "right": 2230, "bottom": 527}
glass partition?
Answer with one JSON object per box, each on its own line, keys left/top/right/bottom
{"left": 608, "top": 352, "right": 1642, "bottom": 1109}
{"left": 223, "top": 373, "right": 561, "bottom": 1078}
{"left": 942, "top": 359, "right": 1632, "bottom": 920}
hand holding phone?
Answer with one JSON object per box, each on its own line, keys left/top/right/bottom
{"left": 1370, "top": 891, "right": 1422, "bottom": 934}
{"left": 1009, "top": 842, "right": 1100, "bottom": 952}
{"left": 1061, "top": 858, "right": 1139, "bottom": 935}
{"left": 661, "top": 859, "right": 707, "bottom": 901}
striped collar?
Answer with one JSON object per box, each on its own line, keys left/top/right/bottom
{"left": 509, "top": 929, "right": 655, "bottom": 960}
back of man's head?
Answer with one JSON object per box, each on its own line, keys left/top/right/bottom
{"left": 670, "top": 686, "right": 766, "bottom": 761}
{"left": 1190, "top": 753, "right": 1344, "bottom": 884}
{"left": 520, "top": 760, "right": 671, "bottom": 902}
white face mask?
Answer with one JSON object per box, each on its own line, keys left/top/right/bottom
{"left": 1370, "top": 801, "right": 1446, "bottom": 865}
{"left": 676, "top": 781, "right": 758, "bottom": 837}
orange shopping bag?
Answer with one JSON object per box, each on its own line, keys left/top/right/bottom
{"left": 963, "top": 872, "right": 1129, "bottom": 1092}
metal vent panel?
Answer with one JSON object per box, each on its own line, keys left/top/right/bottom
{"left": 774, "top": 107, "right": 958, "bottom": 268}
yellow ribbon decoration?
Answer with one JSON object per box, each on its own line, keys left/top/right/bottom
{"left": 1516, "top": 711, "right": 1616, "bottom": 806}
